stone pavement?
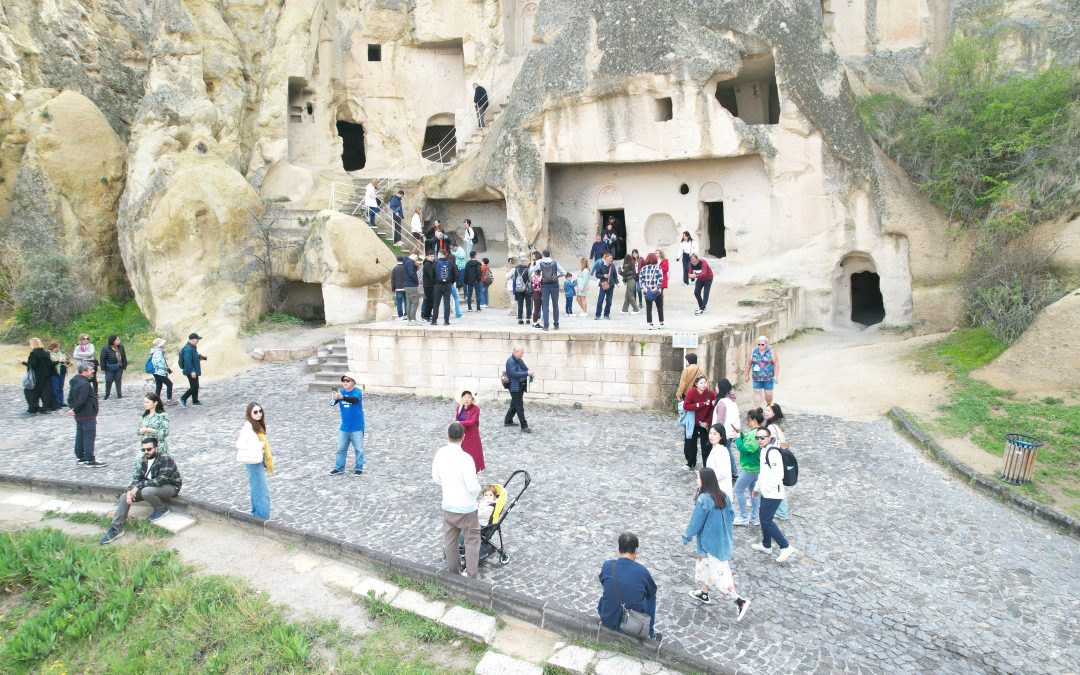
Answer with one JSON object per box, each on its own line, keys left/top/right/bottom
{"left": 1, "top": 362, "right": 1078, "bottom": 673}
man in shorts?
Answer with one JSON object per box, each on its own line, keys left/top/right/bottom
{"left": 744, "top": 336, "right": 779, "bottom": 407}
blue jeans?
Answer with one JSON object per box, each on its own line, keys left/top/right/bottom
{"left": 395, "top": 290, "right": 406, "bottom": 317}
{"left": 478, "top": 285, "right": 488, "bottom": 306}
{"left": 367, "top": 207, "right": 378, "bottom": 228}
{"left": 759, "top": 497, "right": 789, "bottom": 550}
{"left": 335, "top": 430, "right": 365, "bottom": 472}
{"left": 465, "top": 283, "right": 483, "bottom": 310}
{"left": 246, "top": 462, "right": 270, "bottom": 519}
{"left": 734, "top": 471, "right": 760, "bottom": 522}
{"left": 565, "top": 296, "right": 574, "bottom": 314}
{"left": 725, "top": 439, "right": 738, "bottom": 478}
{"left": 594, "top": 286, "right": 614, "bottom": 317}
{"left": 777, "top": 497, "right": 789, "bottom": 519}
{"left": 541, "top": 283, "right": 559, "bottom": 328}
{"left": 50, "top": 374, "right": 64, "bottom": 406}
{"left": 450, "top": 284, "right": 462, "bottom": 317}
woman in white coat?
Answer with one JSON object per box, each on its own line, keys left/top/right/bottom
{"left": 236, "top": 402, "right": 273, "bottom": 520}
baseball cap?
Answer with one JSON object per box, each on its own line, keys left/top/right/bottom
{"left": 341, "top": 373, "right": 358, "bottom": 383}
{"left": 189, "top": 332, "right": 202, "bottom": 340}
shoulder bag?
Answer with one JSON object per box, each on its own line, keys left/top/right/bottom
{"left": 22, "top": 367, "right": 35, "bottom": 390}
{"left": 612, "top": 559, "right": 651, "bottom": 639}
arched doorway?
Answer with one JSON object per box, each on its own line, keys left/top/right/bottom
{"left": 596, "top": 184, "right": 626, "bottom": 259}
{"left": 834, "top": 253, "right": 885, "bottom": 327}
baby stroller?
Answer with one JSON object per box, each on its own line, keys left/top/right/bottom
{"left": 461, "top": 470, "right": 531, "bottom": 567}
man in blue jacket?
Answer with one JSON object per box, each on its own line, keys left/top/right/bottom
{"left": 503, "top": 345, "right": 534, "bottom": 433}
{"left": 330, "top": 373, "right": 365, "bottom": 475}
{"left": 388, "top": 190, "right": 404, "bottom": 242}
{"left": 179, "top": 333, "right": 205, "bottom": 407}
{"left": 403, "top": 253, "right": 421, "bottom": 325}
{"left": 597, "top": 532, "right": 659, "bottom": 640}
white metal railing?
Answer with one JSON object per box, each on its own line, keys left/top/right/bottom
{"left": 420, "top": 128, "right": 458, "bottom": 165}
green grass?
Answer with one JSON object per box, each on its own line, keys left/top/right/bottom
{"left": 41, "top": 510, "right": 172, "bottom": 540}
{"left": 0, "top": 528, "right": 482, "bottom": 674}
{"left": 914, "top": 328, "right": 1080, "bottom": 517}
{"left": 13, "top": 298, "right": 153, "bottom": 356}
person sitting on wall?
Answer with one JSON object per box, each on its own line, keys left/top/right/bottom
{"left": 100, "top": 437, "right": 182, "bottom": 544}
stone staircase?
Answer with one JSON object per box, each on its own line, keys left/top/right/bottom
{"left": 306, "top": 336, "right": 349, "bottom": 391}
{"left": 451, "top": 100, "right": 506, "bottom": 166}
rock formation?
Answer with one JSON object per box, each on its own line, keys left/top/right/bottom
{"left": 0, "top": 0, "right": 1075, "bottom": 340}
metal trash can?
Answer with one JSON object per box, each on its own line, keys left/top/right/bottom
{"left": 1000, "top": 433, "right": 1043, "bottom": 485}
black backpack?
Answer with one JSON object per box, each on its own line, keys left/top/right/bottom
{"left": 540, "top": 261, "right": 558, "bottom": 284}
{"left": 765, "top": 445, "right": 799, "bottom": 487}
{"left": 177, "top": 346, "right": 186, "bottom": 371}
{"left": 435, "top": 259, "right": 451, "bottom": 283}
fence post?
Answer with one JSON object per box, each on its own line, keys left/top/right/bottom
{"left": 329, "top": 182, "right": 336, "bottom": 211}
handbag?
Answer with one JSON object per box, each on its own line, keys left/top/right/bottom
{"left": 22, "top": 367, "right": 36, "bottom": 390}
{"left": 611, "top": 559, "right": 651, "bottom": 639}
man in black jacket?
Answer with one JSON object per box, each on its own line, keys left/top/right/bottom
{"left": 100, "top": 437, "right": 182, "bottom": 544}
{"left": 503, "top": 345, "right": 534, "bottom": 433}
{"left": 391, "top": 256, "right": 407, "bottom": 319}
{"left": 430, "top": 250, "right": 459, "bottom": 326}
{"left": 464, "top": 251, "right": 483, "bottom": 312}
{"left": 67, "top": 362, "right": 105, "bottom": 467}
{"left": 421, "top": 252, "right": 435, "bottom": 321}
{"left": 593, "top": 251, "right": 620, "bottom": 320}
{"left": 473, "top": 82, "right": 489, "bottom": 128}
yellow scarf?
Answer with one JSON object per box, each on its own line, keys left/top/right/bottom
{"left": 257, "top": 432, "right": 275, "bottom": 474}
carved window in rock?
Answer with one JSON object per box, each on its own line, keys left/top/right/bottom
{"left": 655, "top": 97, "right": 673, "bottom": 122}
{"left": 711, "top": 55, "right": 780, "bottom": 125}
{"left": 422, "top": 113, "right": 457, "bottom": 163}
{"left": 336, "top": 121, "right": 366, "bottom": 171}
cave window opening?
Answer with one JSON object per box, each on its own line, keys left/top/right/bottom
{"left": 714, "top": 86, "right": 738, "bottom": 118}
{"left": 421, "top": 124, "right": 457, "bottom": 163}
{"left": 305, "top": 102, "right": 313, "bottom": 116}
{"left": 368, "top": 44, "right": 382, "bottom": 61}
{"left": 336, "top": 121, "right": 366, "bottom": 171}
{"left": 655, "top": 97, "right": 673, "bottom": 122}
{"left": 279, "top": 281, "right": 326, "bottom": 324}
{"left": 679, "top": 183, "right": 690, "bottom": 195}
{"left": 850, "top": 271, "right": 885, "bottom": 326}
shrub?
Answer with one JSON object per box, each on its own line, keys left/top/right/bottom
{"left": 12, "top": 253, "right": 92, "bottom": 326}
{"left": 0, "top": 240, "right": 24, "bottom": 310}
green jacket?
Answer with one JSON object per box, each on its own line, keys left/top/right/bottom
{"left": 129, "top": 453, "right": 182, "bottom": 493}
{"left": 736, "top": 429, "right": 760, "bottom": 472}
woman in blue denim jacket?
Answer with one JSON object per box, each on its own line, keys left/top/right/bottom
{"left": 682, "top": 468, "right": 751, "bottom": 622}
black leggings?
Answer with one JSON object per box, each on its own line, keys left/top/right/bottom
{"left": 645, "top": 292, "right": 664, "bottom": 324}
{"left": 154, "top": 374, "right": 173, "bottom": 400}
{"left": 683, "top": 424, "right": 711, "bottom": 469}
{"left": 104, "top": 368, "right": 123, "bottom": 399}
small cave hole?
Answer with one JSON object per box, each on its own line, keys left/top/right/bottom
{"left": 368, "top": 44, "right": 382, "bottom": 62}
{"left": 679, "top": 183, "right": 690, "bottom": 195}
{"left": 654, "top": 97, "right": 673, "bottom": 122}
{"left": 850, "top": 271, "right": 885, "bottom": 326}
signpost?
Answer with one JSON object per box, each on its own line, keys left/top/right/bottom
{"left": 671, "top": 332, "right": 699, "bottom": 365}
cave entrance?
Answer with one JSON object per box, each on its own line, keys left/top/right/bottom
{"left": 421, "top": 114, "right": 457, "bottom": 163}
{"left": 850, "top": 271, "right": 885, "bottom": 326}
{"left": 599, "top": 209, "right": 626, "bottom": 259}
{"left": 704, "top": 201, "right": 726, "bottom": 258}
{"left": 279, "top": 282, "right": 326, "bottom": 324}
{"left": 336, "top": 121, "right": 366, "bottom": 171}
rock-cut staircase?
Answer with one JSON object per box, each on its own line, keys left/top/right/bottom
{"left": 306, "top": 336, "right": 349, "bottom": 391}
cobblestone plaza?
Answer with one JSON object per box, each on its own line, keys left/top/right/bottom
{"left": 2, "top": 362, "right": 1077, "bottom": 673}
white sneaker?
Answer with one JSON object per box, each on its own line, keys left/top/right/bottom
{"left": 732, "top": 516, "right": 749, "bottom": 526}
{"left": 647, "top": 323, "right": 654, "bottom": 329}
{"left": 750, "top": 542, "right": 772, "bottom": 554}
{"left": 694, "top": 309, "right": 703, "bottom": 315}
{"left": 620, "top": 310, "right": 628, "bottom": 314}
{"left": 776, "top": 547, "right": 796, "bottom": 563}
{"left": 658, "top": 323, "right": 665, "bottom": 329}
{"left": 631, "top": 309, "right": 640, "bottom": 314}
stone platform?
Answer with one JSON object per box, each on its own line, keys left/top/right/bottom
{"left": 346, "top": 284, "right": 800, "bottom": 410}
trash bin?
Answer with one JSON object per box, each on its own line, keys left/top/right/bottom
{"left": 999, "top": 433, "right": 1043, "bottom": 485}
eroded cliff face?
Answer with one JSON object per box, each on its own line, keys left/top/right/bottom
{"left": 0, "top": 0, "right": 1074, "bottom": 338}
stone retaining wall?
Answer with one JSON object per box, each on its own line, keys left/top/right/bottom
{"left": 346, "top": 287, "right": 800, "bottom": 409}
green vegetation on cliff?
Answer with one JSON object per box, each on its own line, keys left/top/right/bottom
{"left": 6, "top": 298, "right": 152, "bottom": 355}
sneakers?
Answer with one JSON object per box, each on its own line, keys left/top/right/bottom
{"left": 76, "top": 459, "right": 87, "bottom": 465}
{"left": 503, "top": 422, "right": 517, "bottom": 427}
{"left": 518, "top": 320, "right": 525, "bottom": 325}
{"left": 84, "top": 460, "right": 107, "bottom": 468}
{"left": 192, "top": 401, "right": 203, "bottom": 406}
{"left": 776, "top": 547, "right": 796, "bottom": 563}
{"left": 619, "top": 310, "right": 628, "bottom": 314}
{"left": 658, "top": 323, "right": 665, "bottom": 329}
{"left": 180, "top": 399, "right": 187, "bottom": 407}
{"left": 688, "top": 589, "right": 712, "bottom": 604}
{"left": 694, "top": 309, "right": 704, "bottom": 315}
{"left": 99, "top": 528, "right": 124, "bottom": 545}
{"left": 532, "top": 323, "right": 542, "bottom": 329}
{"left": 732, "top": 516, "right": 749, "bottom": 526}
{"left": 354, "top": 469, "right": 364, "bottom": 476}
{"left": 647, "top": 323, "right": 654, "bottom": 329}
{"left": 147, "top": 508, "right": 170, "bottom": 522}
{"left": 329, "top": 468, "right": 344, "bottom": 475}
{"left": 736, "top": 597, "right": 751, "bottom": 622}
{"left": 521, "top": 427, "right": 532, "bottom": 433}
{"left": 594, "top": 316, "right": 600, "bottom": 320}
{"left": 750, "top": 542, "right": 772, "bottom": 554}
{"left": 631, "top": 309, "right": 640, "bottom": 314}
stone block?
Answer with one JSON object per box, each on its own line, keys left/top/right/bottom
{"left": 351, "top": 577, "right": 401, "bottom": 602}
{"left": 615, "top": 369, "right": 645, "bottom": 384}
{"left": 556, "top": 366, "right": 585, "bottom": 381}
{"left": 439, "top": 605, "right": 497, "bottom": 644}
{"left": 593, "top": 652, "right": 643, "bottom": 675}
{"left": 548, "top": 645, "right": 597, "bottom": 674}
{"left": 542, "top": 378, "right": 573, "bottom": 395}
{"left": 390, "top": 589, "right": 446, "bottom": 620}
{"left": 474, "top": 652, "right": 543, "bottom": 675}
{"left": 601, "top": 381, "right": 631, "bottom": 398}
{"left": 571, "top": 380, "right": 594, "bottom": 396}
{"left": 153, "top": 511, "right": 197, "bottom": 534}
{"left": 547, "top": 340, "right": 568, "bottom": 354}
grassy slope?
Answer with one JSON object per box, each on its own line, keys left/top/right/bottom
{"left": 914, "top": 329, "right": 1080, "bottom": 517}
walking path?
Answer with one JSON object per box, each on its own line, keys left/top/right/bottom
{"left": 1, "top": 362, "right": 1077, "bottom": 673}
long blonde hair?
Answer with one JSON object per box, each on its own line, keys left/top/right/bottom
{"left": 28, "top": 337, "right": 43, "bottom": 349}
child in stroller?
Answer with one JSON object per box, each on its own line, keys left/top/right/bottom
{"left": 461, "top": 470, "right": 530, "bottom": 567}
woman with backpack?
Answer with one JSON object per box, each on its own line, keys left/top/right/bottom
{"left": 763, "top": 403, "right": 790, "bottom": 520}
{"left": 512, "top": 255, "right": 533, "bottom": 324}
{"left": 639, "top": 253, "right": 664, "bottom": 329}
{"left": 751, "top": 425, "right": 796, "bottom": 563}
{"left": 148, "top": 338, "right": 176, "bottom": 404}
{"left": 22, "top": 337, "right": 57, "bottom": 414}
{"left": 100, "top": 335, "right": 128, "bottom": 400}
{"left": 682, "top": 467, "right": 751, "bottom": 621}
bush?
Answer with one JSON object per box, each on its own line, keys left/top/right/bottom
{"left": 0, "top": 240, "right": 23, "bottom": 310}
{"left": 960, "top": 234, "right": 1064, "bottom": 344}
{"left": 12, "top": 253, "right": 92, "bottom": 326}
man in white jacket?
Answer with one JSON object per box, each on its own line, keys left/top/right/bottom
{"left": 432, "top": 422, "right": 482, "bottom": 578}
{"left": 751, "top": 428, "right": 796, "bottom": 563}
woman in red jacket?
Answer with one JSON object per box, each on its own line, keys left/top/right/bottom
{"left": 689, "top": 254, "right": 714, "bottom": 315}
{"left": 682, "top": 375, "right": 716, "bottom": 470}
{"left": 455, "top": 391, "right": 485, "bottom": 473}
